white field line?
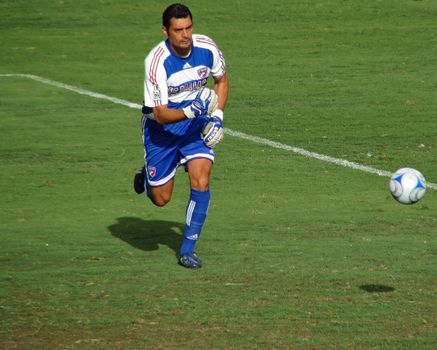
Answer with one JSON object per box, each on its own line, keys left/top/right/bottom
{"left": 2, "top": 73, "right": 436, "bottom": 190}
{"left": 0, "top": 73, "right": 142, "bottom": 109}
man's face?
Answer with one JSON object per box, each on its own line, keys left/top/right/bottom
{"left": 163, "top": 16, "right": 193, "bottom": 56}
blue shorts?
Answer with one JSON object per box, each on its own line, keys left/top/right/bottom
{"left": 142, "top": 116, "right": 215, "bottom": 187}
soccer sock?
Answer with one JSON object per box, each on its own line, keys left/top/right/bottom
{"left": 180, "top": 188, "right": 211, "bottom": 256}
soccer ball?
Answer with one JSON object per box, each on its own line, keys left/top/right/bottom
{"left": 389, "top": 168, "right": 426, "bottom": 204}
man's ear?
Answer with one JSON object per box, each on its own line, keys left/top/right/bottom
{"left": 162, "top": 26, "right": 168, "bottom": 37}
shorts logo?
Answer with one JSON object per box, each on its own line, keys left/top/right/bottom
{"left": 147, "top": 166, "right": 156, "bottom": 178}
{"left": 197, "top": 67, "right": 208, "bottom": 79}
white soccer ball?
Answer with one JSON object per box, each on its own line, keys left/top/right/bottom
{"left": 389, "top": 167, "right": 426, "bottom": 204}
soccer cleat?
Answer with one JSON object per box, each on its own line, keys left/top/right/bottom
{"left": 179, "top": 252, "right": 202, "bottom": 269}
{"left": 133, "top": 166, "right": 145, "bottom": 194}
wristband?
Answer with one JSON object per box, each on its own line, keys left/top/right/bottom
{"left": 183, "top": 106, "right": 196, "bottom": 119}
{"left": 212, "top": 109, "right": 224, "bottom": 121}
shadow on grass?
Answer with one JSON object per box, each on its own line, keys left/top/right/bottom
{"left": 108, "top": 217, "right": 183, "bottom": 256}
{"left": 359, "top": 284, "right": 395, "bottom": 293}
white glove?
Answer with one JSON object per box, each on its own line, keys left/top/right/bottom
{"left": 210, "top": 108, "right": 223, "bottom": 121}
{"left": 202, "top": 109, "right": 224, "bottom": 148}
{"left": 183, "top": 87, "right": 218, "bottom": 119}
{"left": 207, "top": 90, "right": 218, "bottom": 115}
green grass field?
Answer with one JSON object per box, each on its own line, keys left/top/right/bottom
{"left": 1, "top": 0, "right": 436, "bottom": 349}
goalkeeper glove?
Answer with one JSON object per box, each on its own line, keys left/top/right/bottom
{"left": 202, "top": 109, "right": 224, "bottom": 148}
{"left": 183, "top": 87, "right": 218, "bottom": 119}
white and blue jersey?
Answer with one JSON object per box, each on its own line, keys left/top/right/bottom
{"left": 142, "top": 34, "right": 226, "bottom": 186}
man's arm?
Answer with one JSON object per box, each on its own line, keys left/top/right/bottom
{"left": 213, "top": 73, "right": 229, "bottom": 113}
{"left": 201, "top": 73, "right": 229, "bottom": 148}
{"left": 152, "top": 87, "right": 218, "bottom": 124}
{"left": 152, "top": 105, "right": 186, "bottom": 125}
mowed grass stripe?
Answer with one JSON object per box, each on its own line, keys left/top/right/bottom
{"left": 2, "top": 73, "right": 436, "bottom": 190}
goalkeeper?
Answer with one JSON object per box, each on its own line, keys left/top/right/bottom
{"left": 134, "top": 3, "right": 229, "bottom": 269}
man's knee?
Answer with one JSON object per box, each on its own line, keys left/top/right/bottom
{"left": 190, "top": 177, "right": 210, "bottom": 191}
{"left": 148, "top": 182, "right": 173, "bottom": 207}
{"left": 187, "top": 159, "right": 212, "bottom": 191}
{"left": 150, "top": 193, "right": 171, "bottom": 207}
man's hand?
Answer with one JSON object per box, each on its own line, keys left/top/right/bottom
{"left": 183, "top": 87, "right": 218, "bottom": 119}
{"left": 202, "top": 110, "right": 224, "bottom": 148}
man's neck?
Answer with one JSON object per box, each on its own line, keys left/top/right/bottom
{"left": 172, "top": 45, "right": 191, "bottom": 58}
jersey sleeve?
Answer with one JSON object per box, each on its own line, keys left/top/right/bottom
{"left": 144, "top": 45, "right": 168, "bottom": 107}
{"left": 195, "top": 35, "right": 226, "bottom": 78}
{"left": 211, "top": 44, "right": 226, "bottom": 78}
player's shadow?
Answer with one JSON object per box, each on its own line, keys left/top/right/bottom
{"left": 108, "top": 217, "right": 183, "bottom": 256}
{"left": 359, "top": 284, "right": 395, "bottom": 293}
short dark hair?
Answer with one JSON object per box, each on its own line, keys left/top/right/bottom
{"left": 162, "top": 3, "right": 193, "bottom": 30}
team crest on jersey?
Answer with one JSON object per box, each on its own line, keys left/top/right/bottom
{"left": 197, "top": 67, "right": 208, "bottom": 79}
{"left": 147, "top": 166, "right": 156, "bottom": 178}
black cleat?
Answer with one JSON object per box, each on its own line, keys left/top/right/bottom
{"left": 179, "top": 252, "right": 202, "bottom": 269}
{"left": 134, "top": 166, "right": 145, "bottom": 194}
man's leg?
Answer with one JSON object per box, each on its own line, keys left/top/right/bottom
{"left": 136, "top": 115, "right": 180, "bottom": 207}
{"left": 134, "top": 167, "right": 175, "bottom": 207}
{"left": 149, "top": 180, "right": 174, "bottom": 207}
{"left": 179, "top": 158, "right": 212, "bottom": 268}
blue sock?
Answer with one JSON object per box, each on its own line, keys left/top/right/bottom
{"left": 180, "top": 189, "right": 210, "bottom": 255}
